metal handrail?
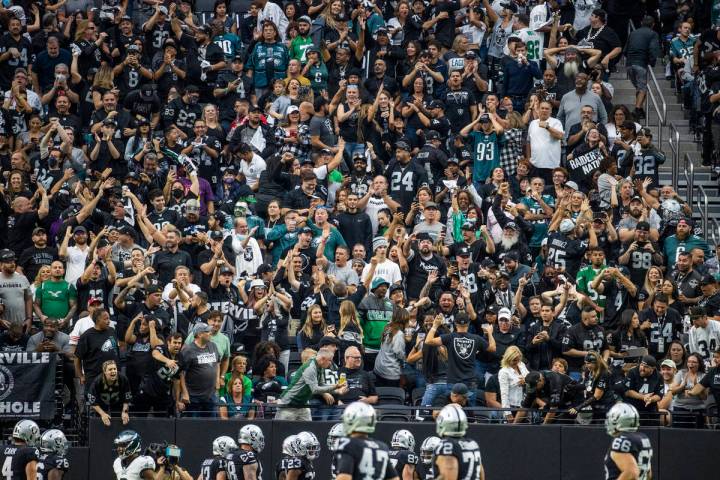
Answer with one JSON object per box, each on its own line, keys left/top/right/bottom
{"left": 646, "top": 67, "right": 667, "bottom": 148}
{"left": 668, "top": 122, "right": 680, "bottom": 191}
{"left": 711, "top": 218, "right": 720, "bottom": 246}
{"left": 697, "top": 185, "right": 709, "bottom": 236}
{"left": 683, "top": 152, "right": 694, "bottom": 208}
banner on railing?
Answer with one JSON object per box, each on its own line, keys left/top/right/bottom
{"left": 0, "top": 352, "right": 57, "bottom": 419}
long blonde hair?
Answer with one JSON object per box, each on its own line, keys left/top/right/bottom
{"left": 338, "top": 300, "right": 363, "bottom": 337}
{"left": 586, "top": 350, "right": 610, "bottom": 381}
{"left": 320, "top": 0, "right": 341, "bottom": 31}
{"left": 92, "top": 64, "right": 115, "bottom": 90}
{"left": 75, "top": 19, "right": 92, "bottom": 42}
{"left": 643, "top": 266, "right": 663, "bottom": 298}
{"left": 500, "top": 345, "right": 523, "bottom": 369}
{"left": 302, "top": 304, "right": 326, "bottom": 338}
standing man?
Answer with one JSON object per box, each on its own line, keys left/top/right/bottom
{"left": 557, "top": 72, "right": 607, "bottom": 133}
{"left": 459, "top": 113, "right": 505, "bottom": 189}
{"left": 528, "top": 101, "right": 564, "bottom": 183}
{"left": 640, "top": 294, "right": 684, "bottom": 361}
{"left": 178, "top": 323, "right": 220, "bottom": 417}
{"left": 625, "top": 16, "right": 661, "bottom": 120}
{"left": 0, "top": 249, "right": 32, "bottom": 332}
{"left": 33, "top": 261, "right": 77, "bottom": 330}
{"left": 424, "top": 312, "right": 496, "bottom": 405}
{"left": 74, "top": 308, "right": 120, "bottom": 394}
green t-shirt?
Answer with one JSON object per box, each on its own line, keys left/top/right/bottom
{"left": 289, "top": 35, "right": 314, "bottom": 63}
{"left": 576, "top": 265, "right": 607, "bottom": 308}
{"left": 37, "top": 280, "right": 76, "bottom": 318}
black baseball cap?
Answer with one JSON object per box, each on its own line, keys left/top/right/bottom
{"left": 0, "top": 249, "right": 16, "bottom": 262}
{"left": 641, "top": 355, "right": 657, "bottom": 368}
{"left": 425, "top": 130, "right": 440, "bottom": 141}
{"left": 451, "top": 383, "right": 469, "bottom": 395}
{"left": 524, "top": 371, "right": 542, "bottom": 394}
{"left": 455, "top": 313, "right": 470, "bottom": 325}
{"left": 456, "top": 246, "right": 471, "bottom": 257}
{"left": 636, "top": 221, "right": 650, "bottom": 231}
{"left": 701, "top": 274, "right": 717, "bottom": 286}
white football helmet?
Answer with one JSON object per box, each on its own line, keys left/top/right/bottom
{"left": 342, "top": 402, "right": 376, "bottom": 434}
{"left": 282, "top": 435, "right": 299, "bottom": 456}
{"left": 13, "top": 420, "right": 40, "bottom": 446}
{"left": 606, "top": 402, "right": 640, "bottom": 436}
{"left": 391, "top": 429, "right": 415, "bottom": 452}
{"left": 436, "top": 404, "right": 468, "bottom": 438}
{"left": 297, "top": 431, "right": 320, "bottom": 460}
{"left": 40, "top": 429, "right": 67, "bottom": 456}
{"left": 238, "top": 425, "right": 265, "bottom": 453}
{"left": 420, "top": 436, "right": 441, "bottom": 465}
{"left": 327, "top": 423, "right": 346, "bottom": 451}
{"left": 212, "top": 436, "right": 238, "bottom": 457}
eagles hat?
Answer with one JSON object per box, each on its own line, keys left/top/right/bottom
{"left": 371, "top": 277, "right": 390, "bottom": 291}
{"left": 0, "top": 249, "right": 16, "bottom": 262}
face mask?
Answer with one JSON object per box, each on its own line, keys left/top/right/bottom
{"left": 172, "top": 188, "right": 184, "bottom": 199}
{"left": 224, "top": 177, "right": 234, "bottom": 184}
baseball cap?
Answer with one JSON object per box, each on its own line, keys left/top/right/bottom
{"left": 464, "top": 51, "right": 477, "bottom": 59}
{"left": 0, "top": 249, "right": 16, "bottom": 262}
{"left": 299, "top": 226, "right": 313, "bottom": 235}
{"left": 193, "top": 322, "right": 212, "bottom": 335}
{"left": 498, "top": 307, "right": 512, "bottom": 320}
{"left": 297, "top": 15, "right": 311, "bottom": 23}
{"left": 219, "top": 265, "right": 234, "bottom": 276}
{"left": 454, "top": 313, "right": 470, "bottom": 325}
{"left": 677, "top": 217, "right": 693, "bottom": 227}
{"left": 146, "top": 284, "right": 162, "bottom": 294}
{"left": 395, "top": 140, "right": 412, "bottom": 151}
{"left": 636, "top": 221, "right": 650, "bottom": 231}
{"left": 318, "top": 336, "right": 341, "bottom": 348}
{"left": 424, "top": 202, "right": 439, "bottom": 210}
{"left": 640, "top": 355, "right": 657, "bottom": 368}
{"left": 429, "top": 100, "right": 445, "bottom": 110}
{"left": 249, "top": 279, "right": 266, "bottom": 289}
{"left": 478, "top": 113, "right": 491, "bottom": 123}
{"left": 503, "top": 251, "right": 519, "bottom": 262}
{"left": 525, "top": 371, "right": 542, "bottom": 393}
{"left": 371, "top": 277, "right": 390, "bottom": 290}
{"left": 559, "top": 218, "right": 576, "bottom": 234}
{"left": 88, "top": 296, "right": 103, "bottom": 306}
{"left": 500, "top": 2, "right": 518, "bottom": 13}
{"left": 127, "top": 44, "right": 141, "bottom": 53}
{"left": 73, "top": 225, "right": 87, "bottom": 234}
{"left": 503, "top": 222, "right": 518, "bottom": 231}
{"left": 32, "top": 227, "right": 46, "bottom": 235}
{"left": 461, "top": 222, "right": 475, "bottom": 231}
{"left": 481, "top": 258, "right": 497, "bottom": 269}
{"left": 701, "top": 274, "right": 717, "bottom": 286}
{"left": 456, "top": 246, "right": 471, "bottom": 257}
{"left": 286, "top": 105, "right": 300, "bottom": 115}
{"left": 389, "top": 284, "right": 404, "bottom": 295}
{"left": 660, "top": 359, "right": 677, "bottom": 369}
{"left": 486, "top": 304, "right": 500, "bottom": 315}
{"left": 630, "top": 195, "right": 644, "bottom": 204}
{"left": 157, "top": 5, "right": 169, "bottom": 15}
{"left": 425, "top": 130, "right": 441, "bottom": 141}
{"left": 415, "top": 232, "right": 433, "bottom": 242}
{"left": 451, "top": 383, "right": 469, "bottom": 396}
{"left": 564, "top": 181, "right": 579, "bottom": 191}
{"left": 447, "top": 157, "right": 460, "bottom": 164}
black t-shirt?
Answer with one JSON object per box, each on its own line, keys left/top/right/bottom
{"left": 406, "top": 251, "right": 447, "bottom": 300}
{"left": 522, "top": 370, "right": 578, "bottom": 409}
{"left": 126, "top": 334, "right": 154, "bottom": 383}
{"left": 6, "top": 211, "right": 40, "bottom": 256}
{"left": 338, "top": 366, "right": 377, "bottom": 403}
{"left": 583, "top": 370, "right": 616, "bottom": 408}
{"left": 335, "top": 437, "right": 398, "bottom": 480}
{"left": 576, "top": 24, "right": 622, "bottom": 60}
{"left": 0, "top": 332, "right": 29, "bottom": 352}
{"left": 440, "top": 332, "right": 489, "bottom": 384}
{"left": 86, "top": 374, "right": 133, "bottom": 413}
{"left": 443, "top": 88, "right": 476, "bottom": 134}
{"left": 75, "top": 327, "right": 120, "bottom": 381}
{"left": 152, "top": 248, "right": 194, "bottom": 285}
{"left": 546, "top": 232, "right": 588, "bottom": 278}
{"left": 17, "top": 246, "right": 58, "bottom": 282}
{"left": 562, "top": 323, "right": 606, "bottom": 371}
{"left": 76, "top": 277, "right": 114, "bottom": 313}
{"left": 140, "top": 343, "right": 182, "bottom": 400}
{"left": 3, "top": 445, "right": 39, "bottom": 480}
{"left": 700, "top": 366, "right": 720, "bottom": 406}
{"left": 624, "top": 367, "right": 664, "bottom": 412}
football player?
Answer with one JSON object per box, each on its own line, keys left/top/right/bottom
{"left": 3, "top": 419, "right": 40, "bottom": 480}
{"left": 200, "top": 435, "right": 238, "bottom": 480}
{"left": 419, "top": 436, "right": 441, "bottom": 480}
{"left": 604, "top": 403, "right": 653, "bottom": 480}
{"left": 227, "top": 425, "right": 265, "bottom": 480}
{"left": 334, "top": 402, "right": 399, "bottom": 480}
{"left": 389, "top": 429, "right": 420, "bottom": 480}
{"left": 112, "top": 430, "right": 156, "bottom": 480}
{"left": 37, "top": 429, "right": 70, "bottom": 479}
{"left": 434, "top": 404, "right": 484, "bottom": 480}
{"left": 276, "top": 431, "right": 319, "bottom": 479}
{"left": 327, "top": 423, "right": 345, "bottom": 479}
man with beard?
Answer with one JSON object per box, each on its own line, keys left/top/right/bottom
{"left": 0, "top": 249, "right": 32, "bottom": 330}
{"left": 663, "top": 217, "right": 711, "bottom": 270}
{"left": 385, "top": 139, "right": 428, "bottom": 213}
{"left": 575, "top": 9, "right": 622, "bottom": 76}
{"left": 460, "top": 113, "right": 505, "bottom": 187}
{"left": 547, "top": 218, "right": 596, "bottom": 278}
{"left": 416, "top": 130, "right": 448, "bottom": 188}
{"left": 544, "top": 45, "right": 600, "bottom": 95}
{"left": 18, "top": 227, "right": 58, "bottom": 281}
{"left": 618, "top": 196, "right": 661, "bottom": 243}
{"left": 565, "top": 105, "right": 608, "bottom": 152}
{"left": 669, "top": 251, "right": 703, "bottom": 312}
{"left": 530, "top": 69, "right": 562, "bottom": 112}
{"left": 162, "top": 85, "right": 203, "bottom": 139}
{"left": 639, "top": 294, "right": 683, "bottom": 360}
{"left": 152, "top": 229, "right": 193, "bottom": 285}
{"left": 364, "top": 58, "right": 399, "bottom": 97}
{"left": 412, "top": 202, "right": 445, "bottom": 241}
{"left": 133, "top": 332, "right": 183, "bottom": 415}
{"left": 442, "top": 70, "right": 478, "bottom": 135}
{"left": 289, "top": 15, "right": 313, "bottom": 63}
{"left": 404, "top": 233, "right": 447, "bottom": 300}
{"left": 182, "top": 119, "right": 222, "bottom": 185}
{"left": 309, "top": 97, "right": 338, "bottom": 154}
{"left": 347, "top": 153, "right": 373, "bottom": 197}
{"left": 493, "top": 222, "right": 532, "bottom": 265}
{"left": 113, "top": 44, "right": 153, "bottom": 100}
{"left": 143, "top": 5, "right": 173, "bottom": 59}
{"left": 59, "top": 225, "right": 90, "bottom": 285}
{"left": 557, "top": 72, "right": 607, "bottom": 132}
{"left": 443, "top": 222, "right": 494, "bottom": 264}
{"left": 618, "top": 221, "right": 664, "bottom": 288}
{"left": 337, "top": 193, "right": 373, "bottom": 258}
{"left": 115, "top": 283, "right": 172, "bottom": 339}
{"left": 89, "top": 91, "right": 132, "bottom": 140}
{"left": 525, "top": 303, "right": 569, "bottom": 371}
{"left": 502, "top": 251, "right": 531, "bottom": 291}
{"left": 193, "top": 25, "right": 226, "bottom": 94}
{"left": 213, "top": 56, "right": 253, "bottom": 130}
{"left": 698, "top": 275, "right": 720, "bottom": 318}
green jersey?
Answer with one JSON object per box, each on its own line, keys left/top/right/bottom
{"left": 37, "top": 280, "right": 77, "bottom": 318}
{"left": 213, "top": 33, "right": 242, "bottom": 62}
{"left": 469, "top": 130, "right": 503, "bottom": 183}
{"left": 289, "top": 35, "right": 314, "bottom": 63}
{"left": 307, "top": 62, "right": 329, "bottom": 94}
{"left": 576, "top": 265, "right": 607, "bottom": 309}
{"left": 520, "top": 194, "right": 555, "bottom": 248}
{"left": 663, "top": 234, "right": 712, "bottom": 270}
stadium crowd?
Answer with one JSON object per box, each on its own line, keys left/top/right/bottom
{"left": 0, "top": 0, "right": 719, "bottom": 434}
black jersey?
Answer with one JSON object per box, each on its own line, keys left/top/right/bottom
{"left": 604, "top": 432, "right": 652, "bottom": 480}
{"left": 417, "top": 462, "right": 434, "bottom": 480}
{"left": 433, "top": 438, "right": 481, "bottom": 480}
{"left": 384, "top": 160, "right": 429, "bottom": 213}
{"left": 388, "top": 449, "right": 418, "bottom": 479}
{"left": 562, "top": 323, "right": 607, "bottom": 371}
{"left": 227, "top": 449, "right": 262, "bottom": 480}
{"left": 37, "top": 453, "right": 70, "bottom": 478}
{"left": 2, "top": 445, "right": 39, "bottom": 480}
{"left": 546, "top": 232, "right": 588, "bottom": 277}
{"left": 147, "top": 208, "right": 180, "bottom": 231}
{"left": 275, "top": 455, "right": 315, "bottom": 479}
{"left": 335, "top": 437, "right": 398, "bottom": 480}
{"left": 199, "top": 457, "right": 226, "bottom": 480}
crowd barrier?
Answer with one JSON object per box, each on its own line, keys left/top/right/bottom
{"left": 84, "top": 417, "right": 718, "bottom": 479}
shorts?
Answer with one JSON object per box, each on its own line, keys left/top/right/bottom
{"left": 628, "top": 65, "right": 648, "bottom": 92}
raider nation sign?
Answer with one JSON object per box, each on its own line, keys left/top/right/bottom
{"left": 0, "top": 352, "right": 57, "bottom": 419}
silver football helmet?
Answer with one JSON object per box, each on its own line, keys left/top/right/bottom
{"left": 342, "top": 402, "right": 376, "bottom": 434}
{"left": 212, "top": 436, "right": 238, "bottom": 457}
{"left": 420, "top": 436, "right": 441, "bottom": 465}
{"left": 40, "top": 429, "right": 68, "bottom": 456}
{"left": 327, "top": 423, "right": 346, "bottom": 451}
{"left": 297, "top": 431, "right": 320, "bottom": 460}
{"left": 13, "top": 420, "right": 40, "bottom": 446}
{"left": 282, "top": 435, "right": 299, "bottom": 456}
{"left": 436, "top": 404, "right": 468, "bottom": 438}
{"left": 238, "top": 424, "right": 265, "bottom": 453}
{"left": 606, "top": 402, "right": 640, "bottom": 436}
{"left": 391, "top": 429, "right": 415, "bottom": 452}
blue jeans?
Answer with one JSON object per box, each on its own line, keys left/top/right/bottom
{"left": 186, "top": 394, "right": 217, "bottom": 418}
{"left": 309, "top": 397, "right": 341, "bottom": 421}
{"left": 421, "top": 382, "right": 451, "bottom": 407}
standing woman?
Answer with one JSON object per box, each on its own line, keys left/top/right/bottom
{"left": 373, "top": 308, "right": 409, "bottom": 388}
{"left": 400, "top": 76, "right": 432, "bottom": 146}
{"left": 498, "top": 346, "right": 529, "bottom": 422}
{"left": 337, "top": 300, "right": 364, "bottom": 356}
{"left": 669, "top": 352, "right": 707, "bottom": 428}
{"left": 396, "top": 40, "right": 422, "bottom": 80}
{"left": 213, "top": 0, "right": 237, "bottom": 34}
{"left": 387, "top": 1, "right": 410, "bottom": 47}
{"left": 202, "top": 104, "right": 225, "bottom": 142}
{"left": 274, "top": 105, "right": 311, "bottom": 162}
{"left": 297, "top": 304, "right": 327, "bottom": 350}
{"left": 246, "top": 20, "right": 290, "bottom": 97}
{"left": 569, "top": 351, "right": 617, "bottom": 422}
{"left": 607, "top": 310, "right": 648, "bottom": 376}
{"left": 336, "top": 83, "right": 365, "bottom": 159}
{"left": 125, "top": 116, "right": 154, "bottom": 167}
{"left": 87, "top": 360, "right": 132, "bottom": 426}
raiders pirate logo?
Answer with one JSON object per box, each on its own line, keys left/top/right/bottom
{"left": 453, "top": 337, "right": 475, "bottom": 360}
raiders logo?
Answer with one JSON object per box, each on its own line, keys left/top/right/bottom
{"left": 453, "top": 337, "right": 475, "bottom": 360}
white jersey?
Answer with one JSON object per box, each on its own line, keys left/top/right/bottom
{"left": 113, "top": 455, "right": 156, "bottom": 480}
{"left": 529, "top": 3, "right": 550, "bottom": 48}
{"left": 504, "top": 28, "right": 543, "bottom": 63}
{"left": 573, "top": 0, "right": 600, "bottom": 31}
{"left": 688, "top": 321, "right": 720, "bottom": 367}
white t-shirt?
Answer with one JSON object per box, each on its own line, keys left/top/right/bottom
{"left": 364, "top": 195, "right": 390, "bottom": 235}
{"left": 69, "top": 316, "right": 95, "bottom": 346}
{"left": 361, "top": 259, "right": 402, "bottom": 288}
{"left": 239, "top": 153, "right": 267, "bottom": 185}
{"left": 528, "top": 117, "right": 564, "bottom": 169}
{"left": 161, "top": 282, "right": 201, "bottom": 305}
{"left": 573, "top": 0, "right": 600, "bottom": 31}
{"left": 65, "top": 245, "right": 90, "bottom": 285}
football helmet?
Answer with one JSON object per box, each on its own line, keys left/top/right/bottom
{"left": 114, "top": 430, "right": 142, "bottom": 459}
{"left": 327, "top": 423, "right": 346, "bottom": 451}
{"left": 297, "top": 431, "right": 320, "bottom": 460}
{"left": 436, "top": 404, "right": 468, "bottom": 438}
{"left": 40, "top": 429, "right": 68, "bottom": 456}
{"left": 12, "top": 420, "right": 40, "bottom": 446}
{"left": 212, "top": 436, "right": 238, "bottom": 457}
{"left": 238, "top": 424, "right": 265, "bottom": 453}
{"left": 420, "top": 436, "right": 441, "bottom": 465}
{"left": 342, "top": 402, "right": 377, "bottom": 434}
{"left": 606, "top": 402, "right": 640, "bottom": 436}
{"left": 391, "top": 429, "right": 415, "bottom": 451}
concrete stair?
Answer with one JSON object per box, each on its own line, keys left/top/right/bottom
{"left": 611, "top": 62, "right": 719, "bottom": 242}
